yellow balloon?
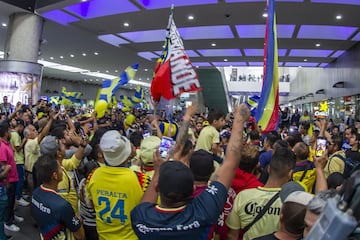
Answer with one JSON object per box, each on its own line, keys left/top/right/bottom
{"left": 95, "top": 100, "right": 108, "bottom": 118}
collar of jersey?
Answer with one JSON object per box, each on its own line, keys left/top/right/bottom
{"left": 40, "top": 185, "right": 57, "bottom": 194}
{"left": 257, "top": 186, "right": 281, "bottom": 192}
{"left": 155, "top": 205, "right": 186, "bottom": 213}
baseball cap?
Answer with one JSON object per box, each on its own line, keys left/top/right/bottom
{"left": 284, "top": 191, "right": 313, "bottom": 206}
{"left": 100, "top": 130, "right": 132, "bottom": 166}
{"left": 202, "top": 121, "right": 209, "bottom": 127}
{"left": 279, "top": 181, "right": 305, "bottom": 202}
{"left": 221, "top": 131, "right": 231, "bottom": 139}
{"left": 189, "top": 150, "right": 215, "bottom": 181}
{"left": 158, "top": 161, "right": 194, "bottom": 200}
{"left": 140, "top": 136, "right": 161, "bottom": 166}
{"left": 40, "top": 135, "right": 59, "bottom": 156}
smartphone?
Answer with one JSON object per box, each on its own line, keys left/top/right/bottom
{"left": 60, "top": 105, "right": 65, "bottom": 114}
{"left": 315, "top": 138, "right": 327, "bottom": 157}
{"left": 158, "top": 137, "right": 174, "bottom": 158}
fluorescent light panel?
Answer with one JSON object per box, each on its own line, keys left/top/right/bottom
{"left": 319, "top": 63, "right": 329, "bottom": 67}
{"left": 129, "top": 79, "right": 151, "bottom": 87}
{"left": 352, "top": 32, "right": 360, "bottom": 41}
{"left": 244, "top": 49, "right": 287, "bottom": 56}
{"left": 285, "top": 62, "right": 319, "bottom": 67}
{"left": 236, "top": 25, "right": 296, "bottom": 38}
{"left": 289, "top": 49, "right": 333, "bottom": 57}
{"left": 136, "top": 0, "right": 218, "bottom": 9}
{"left": 198, "top": 49, "right": 241, "bottom": 57}
{"left": 81, "top": 72, "right": 116, "bottom": 79}
{"left": 226, "top": 0, "right": 302, "bottom": 2}
{"left": 332, "top": 50, "right": 345, "bottom": 58}
{"left": 64, "top": 0, "right": 139, "bottom": 19}
{"left": 41, "top": 10, "right": 79, "bottom": 26}
{"left": 297, "top": 25, "right": 358, "bottom": 40}
{"left": 212, "top": 62, "right": 247, "bottom": 66}
{"left": 311, "top": 0, "right": 360, "bottom": 5}
{"left": 192, "top": 62, "right": 212, "bottom": 67}
{"left": 98, "top": 34, "right": 129, "bottom": 47}
{"left": 178, "top": 26, "right": 234, "bottom": 39}
{"left": 137, "top": 52, "right": 159, "bottom": 61}
{"left": 119, "top": 29, "right": 166, "bottom": 43}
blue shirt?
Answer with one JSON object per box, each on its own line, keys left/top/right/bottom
{"left": 131, "top": 181, "right": 227, "bottom": 240}
{"left": 31, "top": 185, "right": 81, "bottom": 240}
{"left": 259, "top": 150, "right": 273, "bottom": 169}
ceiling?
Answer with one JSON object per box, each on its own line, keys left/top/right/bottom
{"left": 0, "top": 0, "right": 360, "bottom": 88}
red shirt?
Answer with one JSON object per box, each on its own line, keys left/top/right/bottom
{"left": 0, "top": 139, "right": 19, "bottom": 183}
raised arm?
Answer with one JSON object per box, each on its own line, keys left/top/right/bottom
{"left": 214, "top": 104, "right": 250, "bottom": 189}
{"left": 173, "top": 104, "right": 197, "bottom": 160}
{"left": 38, "top": 110, "right": 58, "bottom": 143}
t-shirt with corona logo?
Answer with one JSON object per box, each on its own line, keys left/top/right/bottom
{"left": 226, "top": 187, "right": 282, "bottom": 240}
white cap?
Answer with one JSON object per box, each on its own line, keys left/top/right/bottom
{"left": 100, "top": 130, "right": 131, "bottom": 166}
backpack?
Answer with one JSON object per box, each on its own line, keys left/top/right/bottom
{"left": 293, "top": 161, "right": 316, "bottom": 193}
{"left": 332, "top": 154, "right": 360, "bottom": 178}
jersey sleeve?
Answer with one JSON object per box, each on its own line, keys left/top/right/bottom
{"left": 60, "top": 201, "right": 82, "bottom": 232}
{"left": 192, "top": 181, "right": 228, "bottom": 223}
{"left": 226, "top": 192, "right": 243, "bottom": 230}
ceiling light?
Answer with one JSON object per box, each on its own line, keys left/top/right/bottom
{"left": 60, "top": 56, "right": 64, "bottom": 59}
{"left": 115, "top": 70, "right": 118, "bottom": 72}
{"left": 1, "top": 23, "right": 7, "bottom": 27}
{"left": 123, "top": 22, "right": 130, "bottom": 27}
{"left": 82, "top": 53, "right": 86, "bottom": 56}
{"left": 144, "top": 69, "right": 148, "bottom": 71}
{"left": 224, "top": 59, "right": 228, "bottom": 62}
{"left": 81, "top": 0, "right": 87, "bottom": 2}
{"left": 84, "top": 79, "right": 88, "bottom": 82}
{"left": 147, "top": 78, "right": 150, "bottom": 80}
{"left": 70, "top": 54, "right": 74, "bottom": 58}
{"left": 106, "top": 70, "right": 109, "bottom": 73}
{"left": 89, "top": 79, "right": 93, "bottom": 81}
{"left": 139, "top": 78, "right": 142, "bottom": 80}
{"left": 196, "top": 66, "right": 199, "bottom": 68}
{"left": 50, "top": 57, "right": 54, "bottom": 60}
{"left": 94, "top": 52, "right": 99, "bottom": 55}
{"left": 211, "top": 43, "right": 216, "bottom": 47}
{"left": 336, "top": 15, "right": 342, "bottom": 20}
{"left": 262, "top": 12, "right": 268, "bottom": 18}
{"left": 304, "top": 59, "right": 308, "bottom": 62}
{"left": 316, "top": 43, "right": 321, "bottom": 47}
{"left": 188, "top": 15, "right": 194, "bottom": 20}
{"left": 96, "top": 79, "right": 99, "bottom": 82}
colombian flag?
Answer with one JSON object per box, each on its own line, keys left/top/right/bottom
{"left": 255, "top": 0, "right": 279, "bottom": 133}
{"left": 151, "top": 6, "right": 201, "bottom": 102}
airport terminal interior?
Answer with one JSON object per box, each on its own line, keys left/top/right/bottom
{"left": 0, "top": 0, "right": 360, "bottom": 239}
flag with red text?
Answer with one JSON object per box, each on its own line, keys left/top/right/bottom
{"left": 151, "top": 7, "right": 201, "bottom": 102}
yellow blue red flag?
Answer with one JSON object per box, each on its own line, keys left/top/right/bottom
{"left": 255, "top": 0, "right": 279, "bottom": 133}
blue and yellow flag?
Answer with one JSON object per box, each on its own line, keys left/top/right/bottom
{"left": 131, "top": 85, "right": 144, "bottom": 103}
{"left": 246, "top": 95, "right": 260, "bottom": 117}
{"left": 97, "top": 64, "right": 139, "bottom": 104}
{"left": 61, "top": 87, "right": 82, "bottom": 105}
{"left": 255, "top": 0, "right": 279, "bottom": 133}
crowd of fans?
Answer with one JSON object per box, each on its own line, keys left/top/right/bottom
{"left": 0, "top": 95, "right": 359, "bottom": 240}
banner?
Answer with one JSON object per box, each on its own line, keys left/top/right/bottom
{"left": 151, "top": 6, "right": 201, "bottom": 102}
{"left": 255, "top": 0, "right": 279, "bottom": 133}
